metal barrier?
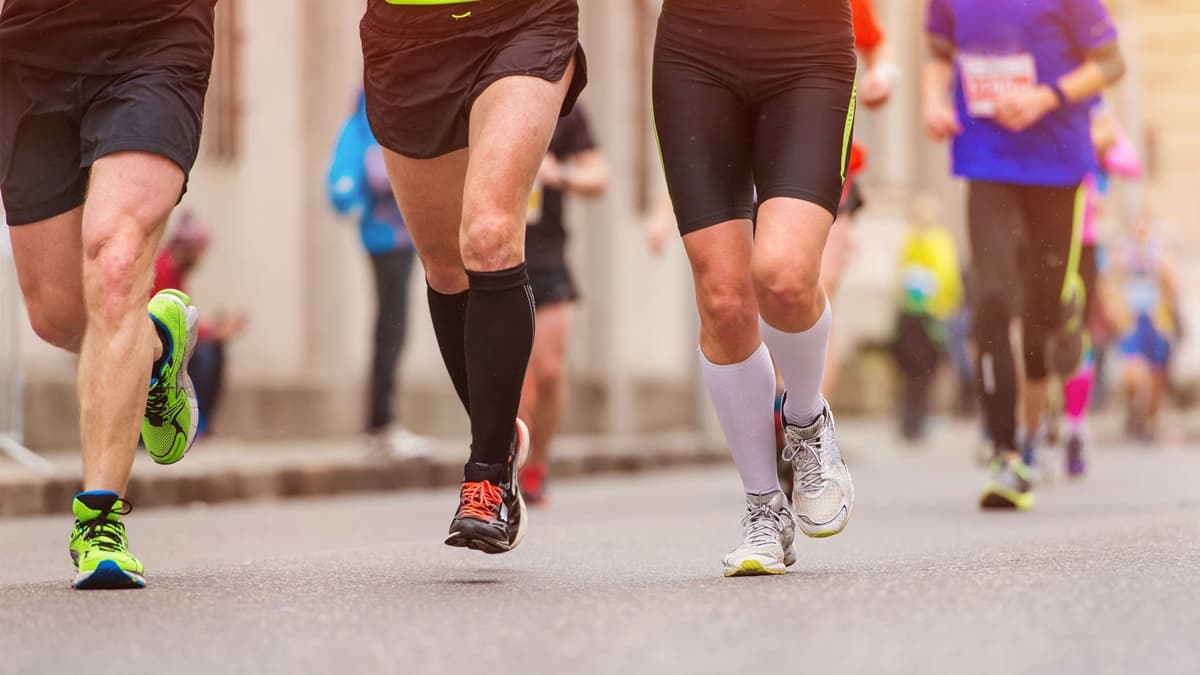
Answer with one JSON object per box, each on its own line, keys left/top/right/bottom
{"left": 0, "top": 225, "right": 54, "bottom": 475}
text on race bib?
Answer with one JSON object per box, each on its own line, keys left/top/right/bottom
{"left": 959, "top": 53, "right": 1037, "bottom": 119}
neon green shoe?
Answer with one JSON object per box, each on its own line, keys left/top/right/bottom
{"left": 143, "top": 289, "right": 199, "bottom": 465}
{"left": 70, "top": 491, "right": 145, "bottom": 589}
{"left": 980, "top": 455, "right": 1036, "bottom": 511}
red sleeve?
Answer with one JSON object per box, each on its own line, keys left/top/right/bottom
{"left": 152, "top": 250, "right": 184, "bottom": 298}
{"left": 851, "top": 0, "right": 884, "bottom": 53}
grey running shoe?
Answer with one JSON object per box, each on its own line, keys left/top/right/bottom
{"left": 723, "top": 490, "right": 796, "bottom": 577}
{"left": 781, "top": 397, "right": 854, "bottom": 538}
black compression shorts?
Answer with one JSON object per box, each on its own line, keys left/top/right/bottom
{"left": 652, "top": 2, "right": 857, "bottom": 234}
{"left": 361, "top": 0, "right": 588, "bottom": 159}
{"left": 528, "top": 265, "right": 578, "bottom": 308}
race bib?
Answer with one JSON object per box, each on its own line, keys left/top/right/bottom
{"left": 959, "top": 53, "right": 1037, "bottom": 118}
{"left": 526, "top": 177, "right": 543, "bottom": 225}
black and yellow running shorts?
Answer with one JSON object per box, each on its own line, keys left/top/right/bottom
{"left": 652, "top": 1, "right": 858, "bottom": 233}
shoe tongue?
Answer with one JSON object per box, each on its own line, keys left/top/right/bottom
{"left": 73, "top": 491, "right": 122, "bottom": 521}
{"left": 746, "top": 490, "right": 784, "bottom": 509}
{"left": 464, "top": 461, "right": 505, "bottom": 484}
{"left": 793, "top": 411, "right": 828, "bottom": 440}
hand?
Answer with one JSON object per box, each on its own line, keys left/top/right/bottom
{"left": 645, "top": 205, "right": 677, "bottom": 257}
{"left": 859, "top": 63, "right": 899, "bottom": 109}
{"left": 923, "top": 101, "right": 962, "bottom": 142}
{"left": 536, "top": 155, "right": 566, "bottom": 189}
{"left": 994, "top": 85, "right": 1059, "bottom": 133}
{"left": 214, "top": 311, "right": 247, "bottom": 340}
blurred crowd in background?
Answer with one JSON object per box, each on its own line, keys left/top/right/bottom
{"left": 1, "top": 0, "right": 1193, "bottom": 461}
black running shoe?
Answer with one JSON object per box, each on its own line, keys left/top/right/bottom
{"left": 445, "top": 420, "right": 529, "bottom": 554}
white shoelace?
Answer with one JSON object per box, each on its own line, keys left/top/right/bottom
{"left": 781, "top": 425, "right": 827, "bottom": 494}
{"left": 742, "top": 503, "right": 789, "bottom": 547}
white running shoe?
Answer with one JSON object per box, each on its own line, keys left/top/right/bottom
{"left": 722, "top": 490, "right": 796, "bottom": 577}
{"left": 781, "top": 397, "right": 854, "bottom": 538}
{"left": 367, "top": 426, "right": 433, "bottom": 460}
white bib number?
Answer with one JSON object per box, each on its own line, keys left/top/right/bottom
{"left": 960, "top": 53, "right": 1037, "bottom": 118}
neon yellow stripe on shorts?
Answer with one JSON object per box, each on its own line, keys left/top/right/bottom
{"left": 840, "top": 79, "right": 857, "bottom": 184}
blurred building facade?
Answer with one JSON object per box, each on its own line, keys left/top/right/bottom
{"left": 11, "top": 0, "right": 1197, "bottom": 448}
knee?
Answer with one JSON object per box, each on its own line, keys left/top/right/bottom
{"left": 696, "top": 280, "right": 758, "bottom": 342}
{"left": 752, "top": 257, "right": 821, "bottom": 319}
{"left": 423, "top": 256, "right": 468, "bottom": 293}
{"left": 82, "top": 230, "right": 148, "bottom": 324}
{"left": 25, "top": 293, "right": 85, "bottom": 350}
{"left": 461, "top": 209, "right": 523, "bottom": 271}
{"left": 417, "top": 242, "right": 467, "bottom": 293}
{"left": 533, "top": 359, "right": 564, "bottom": 397}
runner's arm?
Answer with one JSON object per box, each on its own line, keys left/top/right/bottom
{"left": 922, "top": 37, "right": 961, "bottom": 141}
{"left": 562, "top": 149, "right": 609, "bottom": 198}
{"left": 1053, "top": 42, "right": 1126, "bottom": 106}
{"left": 852, "top": 0, "right": 898, "bottom": 108}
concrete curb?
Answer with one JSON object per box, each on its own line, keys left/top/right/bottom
{"left": 0, "top": 435, "right": 730, "bottom": 518}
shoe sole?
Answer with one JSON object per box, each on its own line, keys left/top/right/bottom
{"left": 797, "top": 506, "right": 851, "bottom": 539}
{"left": 148, "top": 294, "right": 200, "bottom": 466}
{"left": 979, "top": 488, "right": 1036, "bottom": 511}
{"left": 445, "top": 419, "right": 530, "bottom": 555}
{"left": 73, "top": 560, "right": 145, "bottom": 590}
{"left": 724, "top": 558, "right": 787, "bottom": 577}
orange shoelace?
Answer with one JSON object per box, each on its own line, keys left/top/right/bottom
{"left": 459, "top": 480, "right": 503, "bottom": 520}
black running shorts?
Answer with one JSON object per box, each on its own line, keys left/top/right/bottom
{"left": 0, "top": 59, "right": 209, "bottom": 226}
{"left": 360, "top": 0, "right": 588, "bottom": 160}
{"left": 528, "top": 264, "right": 578, "bottom": 308}
{"left": 652, "top": 3, "right": 857, "bottom": 234}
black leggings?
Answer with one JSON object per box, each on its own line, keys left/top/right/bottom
{"left": 968, "top": 180, "right": 1083, "bottom": 451}
{"left": 368, "top": 248, "right": 416, "bottom": 432}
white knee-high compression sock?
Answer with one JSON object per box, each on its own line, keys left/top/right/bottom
{"left": 698, "top": 342, "right": 781, "bottom": 494}
{"left": 760, "top": 300, "right": 832, "bottom": 427}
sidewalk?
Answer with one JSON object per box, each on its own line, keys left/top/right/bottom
{"left": 0, "top": 431, "right": 730, "bottom": 518}
{"left": 4, "top": 410, "right": 1195, "bottom": 518}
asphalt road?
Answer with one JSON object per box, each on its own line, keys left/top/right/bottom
{"left": 2, "top": 435, "right": 1198, "bottom": 675}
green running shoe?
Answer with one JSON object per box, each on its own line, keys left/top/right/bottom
{"left": 70, "top": 491, "right": 145, "bottom": 589}
{"left": 980, "top": 455, "right": 1036, "bottom": 511}
{"left": 143, "top": 289, "right": 199, "bottom": 465}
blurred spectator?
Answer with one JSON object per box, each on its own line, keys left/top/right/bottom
{"left": 152, "top": 211, "right": 245, "bottom": 436}
{"left": 1110, "top": 212, "right": 1181, "bottom": 442}
{"left": 891, "top": 196, "right": 963, "bottom": 441}
{"left": 819, "top": 0, "right": 901, "bottom": 400}
{"left": 946, "top": 270, "right": 976, "bottom": 418}
{"left": 1056, "top": 102, "right": 1144, "bottom": 473}
{"left": 328, "top": 90, "right": 429, "bottom": 459}
{"left": 518, "top": 104, "right": 609, "bottom": 505}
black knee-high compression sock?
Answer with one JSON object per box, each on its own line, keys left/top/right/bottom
{"left": 427, "top": 285, "right": 472, "bottom": 413}
{"left": 464, "top": 263, "right": 535, "bottom": 466}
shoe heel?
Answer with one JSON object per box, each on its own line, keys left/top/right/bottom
{"left": 514, "top": 418, "right": 531, "bottom": 469}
